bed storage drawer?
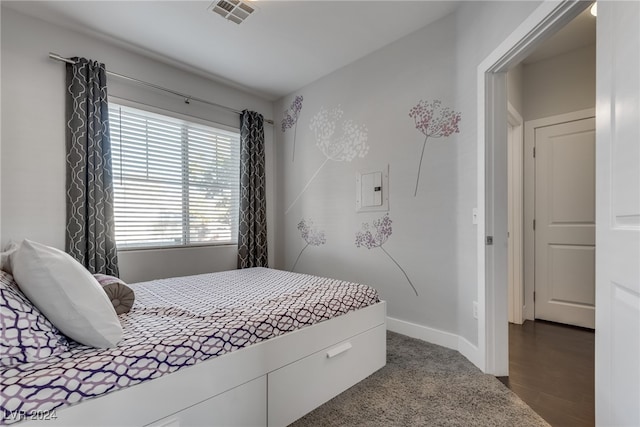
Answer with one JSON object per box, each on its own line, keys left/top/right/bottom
{"left": 267, "top": 324, "right": 386, "bottom": 427}
{"left": 146, "top": 375, "right": 266, "bottom": 427}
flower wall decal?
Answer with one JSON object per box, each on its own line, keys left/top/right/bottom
{"left": 282, "top": 95, "right": 303, "bottom": 162}
{"left": 285, "top": 106, "right": 369, "bottom": 214}
{"left": 355, "top": 214, "right": 418, "bottom": 296}
{"left": 311, "top": 107, "right": 369, "bottom": 162}
{"left": 408, "top": 100, "right": 461, "bottom": 196}
{"left": 292, "top": 218, "right": 326, "bottom": 271}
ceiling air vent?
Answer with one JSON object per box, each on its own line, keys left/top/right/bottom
{"left": 210, "top": 0, "right": 255, "bottom": 24}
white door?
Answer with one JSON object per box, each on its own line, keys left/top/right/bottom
{"left": 595, "top": 2, "right": 640, "bottom": 425}
{"left": 534, "top": 117, "right": 596, "bottom": 328}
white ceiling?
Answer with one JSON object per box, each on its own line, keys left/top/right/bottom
{"left": 523, "top": 5, "right": 596, "bottom": 64}
{"left": 4, "top": 1, "right": 460, "bottom": 100}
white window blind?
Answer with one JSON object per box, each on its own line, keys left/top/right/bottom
{"left": 109, "top": 103, "right": 240, "bottom": 249}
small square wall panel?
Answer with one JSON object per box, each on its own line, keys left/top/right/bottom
{"left": 356, "top": 165, "right": 389, "bottom": 213}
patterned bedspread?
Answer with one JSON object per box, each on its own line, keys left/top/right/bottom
{"left": 1, "top": 268, "right": 379, "bottom": 423}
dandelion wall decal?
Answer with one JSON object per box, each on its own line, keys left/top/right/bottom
{"left": 408, "top": 100, "right": 461, "bottom": 196}
{"left": 282, "top": 95, "right": 304, "bottom": 162}
{"left": 285, "top": 106, "right": 369, "bottom": 214}
{"left": 355, "top": 214, "right": 418, "bottom": 296}
{"left": 292, "top": 218, "right": 326, "bottom": 271}
{"left": 311, "top": 107, "right": 369, "bottom": 162}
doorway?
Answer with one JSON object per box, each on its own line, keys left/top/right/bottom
{"left": 481, "top": 2, "right": 640, "bottom": 426}
{"left": 477, "top": 0, "right": 592, "bottom": 377}
{"left": 506, "top": 5, "right": 597, "bottom": 330}
{"left": 503, "top": 12, "right": 597, "bottom": 422}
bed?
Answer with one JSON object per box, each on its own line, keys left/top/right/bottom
{"left": 1, "top": 267, "right": 386, "bottom": 426}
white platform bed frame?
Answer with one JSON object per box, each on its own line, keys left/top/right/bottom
{"left": 20, "top": 301, "right": 386, "bottom": 427}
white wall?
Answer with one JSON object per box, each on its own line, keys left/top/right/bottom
{"left": 0, "top": 7, "right": 275, "bottom": 283}
{"left": 523, "top": 44, "right": 596, "bottom": 121}
{"left": 275, "top": 13, "right": 460, "bottom": 335}
{"left": 453, "top": 0, "right": 541, "bottom": 350}
{"left": 273, "top": 1, "right": 542, "bottom": 361}
{"left": 507, "top": 63, "right": 524, "bottom": 114}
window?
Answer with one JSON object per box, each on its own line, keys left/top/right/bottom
{"left": 109, "top": 103, "right": 240, "bottom": 249}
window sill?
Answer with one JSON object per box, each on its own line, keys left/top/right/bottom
{"left": 117, "top": 243, "right": 237, "bottom": 252}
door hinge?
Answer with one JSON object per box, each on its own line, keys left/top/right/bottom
{"left": 533, "top": 219, "right": 536, "bottom": 230}
{"left": 533, "top": 291, "right": 536, "bottom": 302}
{"left": 533, "top": 146, "right": 536, "bottom": 158}
{"left": 485, "top": 236, "right": 494, "bottom": 245}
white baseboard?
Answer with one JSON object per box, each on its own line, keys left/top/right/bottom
{"left": 386, "top": 316, "right": 458, "bottom": 349}
{"left": 387, "top": 316, "right": 482, "bottom": 371}
{"left": 457, "top": 335, "right": 482, "bottom": 370}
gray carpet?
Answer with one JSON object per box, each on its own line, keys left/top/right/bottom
{"left": 291, "top": 332, "right": 549, "bottom": 427}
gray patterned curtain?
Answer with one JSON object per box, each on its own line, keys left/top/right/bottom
{"left": 65, "top": 57, "right": 119, "bottom": 276}
{"left": 238, "top": 110, "right": 268, "bottom": 268}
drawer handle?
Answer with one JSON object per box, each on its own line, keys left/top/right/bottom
{"left": 326, "top": 342, "right": 352, "bottom": 358}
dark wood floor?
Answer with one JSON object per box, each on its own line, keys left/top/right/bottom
{"left": 498, "top": 320, "right": 595, "bottom": 427}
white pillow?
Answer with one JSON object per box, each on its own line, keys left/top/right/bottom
{"left": 12, "top": 240, "right": 123, "bottom": 348}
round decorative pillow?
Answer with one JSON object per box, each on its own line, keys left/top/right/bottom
{"left": 93, "top": 274, "right": 136, "bottom": 315}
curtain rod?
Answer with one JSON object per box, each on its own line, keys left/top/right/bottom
{"left": 48, "top": 52, "right": 274, "bottom": 126}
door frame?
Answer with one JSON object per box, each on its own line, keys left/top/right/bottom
{"left": 523, "top": 108, "right": 596, "bottom": 322}
{"left": 507, "top": 103, "right": 524, "bottom": 325}
{"left": 476, "top": 0, "right": 589, "bottom": 375}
